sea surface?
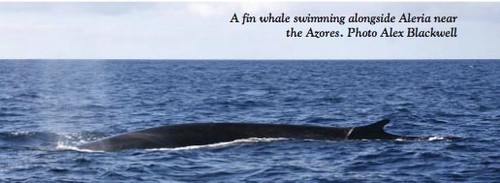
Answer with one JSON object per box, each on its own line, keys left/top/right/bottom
{"left": 0, "top": 60, "right": 499, "bottom": 182}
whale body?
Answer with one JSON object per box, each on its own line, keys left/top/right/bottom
{"left": 77, "top": 119, "right": 417, "bottom": 151}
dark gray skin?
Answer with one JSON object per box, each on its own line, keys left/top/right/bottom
{"left": 77, "top": 119, "right": 418, "bottom": 151}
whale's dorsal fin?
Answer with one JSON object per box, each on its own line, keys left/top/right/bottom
{"left": 349, "top": 119, "right": 400, "bottom": 140}
{"left": 364, "top": 119, "right": 390, "bottom": 129}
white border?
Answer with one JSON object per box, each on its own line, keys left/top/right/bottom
{"left": 0, "top": 0, "right": 498, "bottom": 2}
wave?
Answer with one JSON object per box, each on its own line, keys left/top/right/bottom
{"left": 69, "top": 135, "right": 459, "bottom": 153}
{"left": 0, "top": 130, "right": 459, "bottom": 152}
{"left": 394, "top": 135, "right": 460, "bottom": 142}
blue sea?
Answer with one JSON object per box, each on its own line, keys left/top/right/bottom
{"left": 0, "top": 60, "right": 499, "bottom": 182}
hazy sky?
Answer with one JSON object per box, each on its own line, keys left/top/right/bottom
{"left": 0, "top": 2, "right": 498, "bottom": 60}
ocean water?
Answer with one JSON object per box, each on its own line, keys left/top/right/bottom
{"left": 0, "top": 60, "right": 499, "bottom": 182}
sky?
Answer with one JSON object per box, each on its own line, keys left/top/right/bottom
{"left": 0, "top": 2, "right": 498, "bottom": 60}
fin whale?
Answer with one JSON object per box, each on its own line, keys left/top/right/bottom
{"left": 77, "top": 119, "right": 418, "bottom": 151}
